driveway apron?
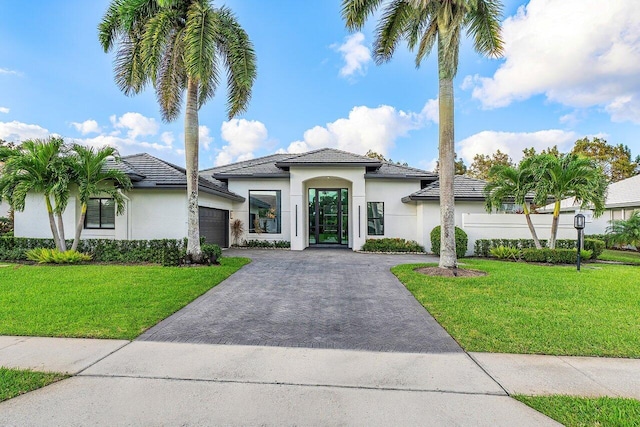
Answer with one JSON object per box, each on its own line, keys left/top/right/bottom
{"left": 138, "top": 249, "right": 461, "bottom": 353}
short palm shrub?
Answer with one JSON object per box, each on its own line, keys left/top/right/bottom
{"left": 522, "top": 248, "right": 592, "bottom": 264}
{"left": 26, "top": 248, "right": 92, "bottom": 264}
{"left": 489, "top": 245, "right": 520, "bottom": 261}
{"left": 361, "top": 238, "right": 424, "bottom": 253}
{"left": 430, "top": 226, "right": 468, "bottom": 258}
{"left": 607, "top": 212, "right": 640, "bottom": 251}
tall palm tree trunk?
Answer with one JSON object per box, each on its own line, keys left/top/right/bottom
{"left": 549, "top": 200, "right": 560, "bottom": 249}
{"left": 438, "top": 74, "right": 457, "bottom": 269}
{"left": 523, "top": 203, "right": 542, "bottom": 249}
{"left": 45, "top": 196, "right": 63, "bottom": 251}
{"left": 185, "top": 77, "right": 202, "bottom": 262}
{"left": 56, "top": 211, "right": 67, "bottom": 251}
{"left": 72, "top": 203, "right": 87, "bottom": 251}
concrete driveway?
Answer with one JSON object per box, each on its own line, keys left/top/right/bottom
{"left": 139, "top": 248, "right": 460, "bottom": 353}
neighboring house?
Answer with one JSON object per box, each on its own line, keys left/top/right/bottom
{"left": 539, "top": 174, "right": 640, "bottom": 234}
{"left": 13, "top": 148, "right": 491, "bottom": 252}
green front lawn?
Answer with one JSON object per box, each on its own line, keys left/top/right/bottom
{"left": 600, "top": 249, "right": 640, "bottom": 265}
{"left": 0, "top": 258, "right": 250, "bottom": 339}
{"left": 0, "top": 368, "right": 67, "bottom": 402}
{"left": 515, "top": 395, "right": 640, "bottom": 427}
{"left": 393, "top": 260, "right": 640, "bottom": 357}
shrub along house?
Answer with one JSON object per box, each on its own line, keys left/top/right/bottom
{"left": 14, "top": 147, "right": 497, "bottom": 253}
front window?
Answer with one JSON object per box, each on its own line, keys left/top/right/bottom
{"left": 85, "top": 198, "right": 115, "bottom": 229}
{"left": 367, "top": 202, "right": 384, "bottom": 235}
{"left": 249, "top": 190, "right": 281, "bottom": 234}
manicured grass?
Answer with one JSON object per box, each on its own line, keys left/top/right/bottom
{"left": 0, "top": 367, "right": 67, "bottom": 402}
{"left": 600, "top": 249, "right": 640, "bottom": 265}
{"left": 0, "top": 258, "right": 250, "bottom": 339}
{"left": 393, "top": 259, "right": 640, "bottom": 357}
{"left": 515, "top": 395, "right": 640, "bottom": 427}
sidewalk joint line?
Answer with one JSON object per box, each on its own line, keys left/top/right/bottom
{"left": 74, "top": 340, "right": 132, "bottom": 376}
{"left": 466, "top": 352, "right": 511, "bottom": 396}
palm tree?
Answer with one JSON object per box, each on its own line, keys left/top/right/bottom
{"left": 534, "top": 153, "right": 608, "bottom": 249}
{"left": 0, "top": 138, "right": 72, "bottom": 251}
{"left": 342, "top": 0, "right": 503, "bottom": 268}
{"left": 606, "top": 211, "right": 640, "bottom": 251}
{"left": 99, "top": 0, "right": 257, "bottom": 261}
{"left": 484, "top": 158, "right": 542, "bottom": 249}
{"left": 69, "top": 145, "right": 132, "bottom": 251}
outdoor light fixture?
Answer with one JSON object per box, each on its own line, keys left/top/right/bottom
{"left": 574, "top": 213, "right": 586, "bottom": 271}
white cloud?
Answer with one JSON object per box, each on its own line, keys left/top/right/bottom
{"left": 457, "top": 130, "right": 578, "bottom": 164}
{"left": 199, "top": 126, "right": 213, "bottom": 150}
{"left": 285, "top": 101, "right": 437, "bottom": 156}
{"left": 467, "top": 0, "right": 640, "bottom": 123}
{"left": 214, "top": 119, "right": 268, "bottom": 166}
{"left": 160, "top": 131, "right": 174, "bottom": 146}
{"left": 0, "top": 120, "right": 50, "bottom": 142}
{"left": 0, "top": 68, "right": 21, "bottom": 76}
{"left": 0, "top": 107, "right": 9, "bottom": 114}
{"left": 334, "top": 32, "right": 372, "bottom": 78}
{"left": 73, "top": 134, "right": 172, "bottom": 153}
{"left": 112, "top": 112, "right": 159, "bottom": 139}
{"left": 70, "top": 119, "right": 101, "bottom": 135}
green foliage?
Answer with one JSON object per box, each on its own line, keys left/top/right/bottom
{"left": 474, "top": 238, "right": 580, "bottom": 257}
{"left": 606, "top": 211, "right": 640, "bottom": 250}
{"left": 0, "top": 217, "right": 12, "bottom": 235}
{"left": 585, "top": 234, "right": 615, "bottom": 249}
{"left": 201, "top": 243, "right": 222, "bottom": 264}
{"left": 583, "top": 238, "right": 605, "bottom": 258}
{"left": 0, "top": 368, "right": 67, "bottom": 403}
{"left": 430, "top": 226, "right": 468, "bottom": 258}
{"left": 0, "top": 237, "right": 195, "bottom": 266}
{"left": 238, "top": 239, "right": 290, "bottom": 249}
{"left": 361, "top": 238, "right": 424, "bottom": 253}
{"left": 522, "top": 248, "right": 592, "bottom": 264}
{"left": 515, "top": 395, "right": 640, "bottom": 427}
{"left": 26, "top": 248, "right": 92, "bottom": 264}
{"left": 489, "top": 245, "right": 520, "bottom": 261}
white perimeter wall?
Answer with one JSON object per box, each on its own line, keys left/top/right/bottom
{"left": 0, "top": 200, "right": 10, "bottom": 218}
{"left": 419, "top": 201, "right": 487, "bottom": 255}
{"left": 365, "top": 179, "right": 420, "bottom": 243}
{"left": 227, "top": 178, "right": 291, "bottom": 244}
{"left": 14, "top": 193, "right": 76, "bottom": 239}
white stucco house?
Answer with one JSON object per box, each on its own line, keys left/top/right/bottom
{"left": 538, "top": 173, "right": 640, "bottom": 234}
{"left": 14, "top": 148, "right": 499, "bottom": 253}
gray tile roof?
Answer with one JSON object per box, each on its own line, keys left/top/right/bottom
{"left": 404, "top": 175, "right": 487, "bottom": 201}
{"left": 201, "top": 148, "right": 433, "bottom": 179}
{"left": 114, "top": 153, "right": 244, "bottom": 201}
{"left": 275, "top": 148, "right": 382, "bottom": 167}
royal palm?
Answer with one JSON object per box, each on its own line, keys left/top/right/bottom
{"left": 342, "top": 0, "right": 503, "bottom": 268}
{"left": 99, "top": 0, "right": 256, "bottom": 261}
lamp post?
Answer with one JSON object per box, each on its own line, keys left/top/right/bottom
{"left": 574, "top": 214, "right": 585, "bottom": 271}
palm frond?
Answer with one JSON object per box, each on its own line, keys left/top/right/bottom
{"left": 141, "top": 8, "right": 179, "bottom": 83}
{"left": 98, "top": 0, "right": 127, "bottom": 52}
{"left": 465, "top": 0, "right": 504, "bottom": 58}
{"left": 214, "top": 6, "right": 257, "bottom": 118}
{"left": 114, "top": 33, "right": 150, "bottom": 95}
{"left": 156, "top": 28, "right": 187, "bottom": 122}
{"left": 184, "top": 1, "right": 217, "bottom": 85}
{"left": 342, "top": 0, "right": 386, "bottom": 31}
{"left": 373, "top": 0, "right": 413, "bottom": 64}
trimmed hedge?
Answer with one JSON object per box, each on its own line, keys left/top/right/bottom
{"left": 475, "top": 238, "right": 606, "bottom": 259}
{"left": 585, "top": 234, "right": 615, "bottom": 249}
{"left": 0, "top": 237, "right": 221, "bottom": 267}
{"left": 521, "top": 248, "right": 592, "bottom": 264}
{"left": 430, "top": 226, "right": 468, "bottom": 258}
{"left": 237, "top": 239, "right": 290, "bottom": 249}
{"left": 361, "top": 238, "right": 424, "bottom": 253}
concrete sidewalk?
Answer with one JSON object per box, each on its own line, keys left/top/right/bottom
{"left": 1, "top": 337, "right": 638, "bottom": 425}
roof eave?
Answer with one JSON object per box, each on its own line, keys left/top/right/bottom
{"left": 275, "top": 161, "right": 381, "bottom": 168}
{"left": 212, "top": 173, "right": 291, "bottom": 179}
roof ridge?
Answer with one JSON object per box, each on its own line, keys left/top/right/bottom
{"left": 200, "top": 152, "right": 294, "bottom": 173}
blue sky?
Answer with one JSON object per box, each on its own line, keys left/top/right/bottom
{"left": 1, "top": 0, "right": 639, "bottom": 170}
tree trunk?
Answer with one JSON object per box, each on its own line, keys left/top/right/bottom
{"left": 523, "top": 203, "right": 542, "bottom": 249}
{"left": 437, "top": 65, "right": 457, "bottom": 268}
{"left": 184, "top": 77, "right": 202, "bottom": 262}
{"left": 56, "top": 211, "right": 67, "bottom": 251}
{"left": 71, "top": 203, "right": 87, "bottom": 252}
{"left": 549, "top": 200, "right": 560, "bottom": 249}
{"left": 45, "top": 196, "right": 63, "bottom": 251}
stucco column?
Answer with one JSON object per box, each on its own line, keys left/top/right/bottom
{"left": 351, "top": 174, "right": 366, "bottom": 251}
{"left": 290, "top": 170, "right": 305, "bottom": 251}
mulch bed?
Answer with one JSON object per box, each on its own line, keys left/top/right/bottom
{"left": 414, "top": 266, "right": 487, "bottom": 277}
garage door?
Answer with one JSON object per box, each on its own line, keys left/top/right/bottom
{"left": 199, "top": 207, "right": 229, "bottom": 248}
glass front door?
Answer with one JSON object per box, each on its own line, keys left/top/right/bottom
{"left": 309, "top": 188, "right": 348, "bottom": 245}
